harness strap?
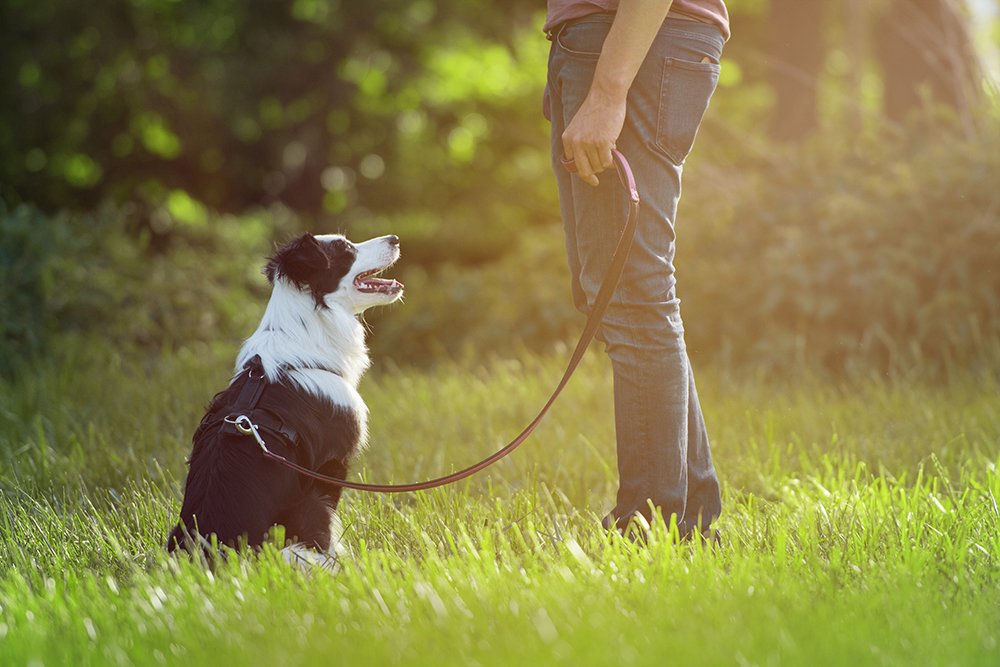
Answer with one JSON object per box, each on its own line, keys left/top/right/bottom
{"left": 246, "top": 410, "right": 299, "bottom": 448}
{"left": 232, "top": 149, "right": 640, "bottom": 493}
{"left": 231, "top": 356, "right": 267, "bottom": 412}
{"left": 222, "top": 356, "right": 299, "bottom": 446}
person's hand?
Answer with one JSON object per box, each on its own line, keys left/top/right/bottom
{"left": 561, "top": 86, "right": 627, "bottom": 186}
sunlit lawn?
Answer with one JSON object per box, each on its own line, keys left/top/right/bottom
{"left": 1, "top": 342, "right": 998, "bottom": 665}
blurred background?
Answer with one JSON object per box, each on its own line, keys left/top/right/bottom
{"left": 1, "top": 0, "right": 998, "bottom": 378}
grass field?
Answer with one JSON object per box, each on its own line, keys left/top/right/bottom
{"left": 1, "top": 340, "right": 999, "bottom": 666}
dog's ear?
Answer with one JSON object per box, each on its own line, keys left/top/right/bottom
{"left": 264, "top": 233, "right": 330, "bottom": 287}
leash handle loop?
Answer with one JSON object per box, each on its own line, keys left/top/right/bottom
{"left": 236, "top": 151, "right": 640, "bottom": 493}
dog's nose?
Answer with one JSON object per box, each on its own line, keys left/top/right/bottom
{"left": 386, "top": 235, "right": 400, "bottom": 246}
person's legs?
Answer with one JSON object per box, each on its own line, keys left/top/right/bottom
{"left": 548, "top": 14, "right": 723, "bottom": 536}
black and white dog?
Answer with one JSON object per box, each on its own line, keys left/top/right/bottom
{"left": 167, "top": 233, "right": 403, "bottom": 567}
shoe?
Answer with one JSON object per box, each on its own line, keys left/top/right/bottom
{"left": 602, "top": 512, "right": 723, "bottom": 549}
{"left": 690, "top": 527, "right": 723, "bottom": 550}
{"left": 601, "top": 512, "right": 650, "bottom": 545}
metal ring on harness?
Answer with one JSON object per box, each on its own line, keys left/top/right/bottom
{"left": 224, "top": 414, "right": 271, "bottom": 454}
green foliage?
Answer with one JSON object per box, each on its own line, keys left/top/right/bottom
{"left": 0, "top": 205, "right": 110, "bottom": 375}
{"left": 4, "top": 122, "right": 998, "bottom": 375}
{"left": 0, "top": 203, "right": 300, "bottom": 375}
{"left": 11, "top": 0, "right": 994, "bottom": 376}
{"left": 362, "top": 124, "right": 1000, "bottom": 374}
{"left": 362, "top": 226, "right": 579, "bottom": 363}
{"left": 680, "top": 123, "right": 1000, "bottom": 374}
{"left": 0, "top": 0, "right": 552, "bottom": 226}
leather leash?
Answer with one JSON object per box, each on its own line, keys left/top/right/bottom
{"left": 231, "top": 149, "right": 640, "bottom": 493}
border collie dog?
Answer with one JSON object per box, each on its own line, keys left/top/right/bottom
{"left": 167, "top": 233, "right": 403, "bottom": 567}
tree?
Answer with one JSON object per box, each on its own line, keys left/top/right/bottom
{"left": 874, "top": 0, "right": 984, "bottom": 127}
{"left": 0, "top": 0, "right": 544, "bottom": 221}
{"left": 760, "top": 0, "right": 986, "bottom": 141}
{"left": 765, "top": 0, "right": 826, "bottom": 141}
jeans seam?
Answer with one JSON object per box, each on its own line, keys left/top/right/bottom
{"left": 667, "top": 57, "right": 721, "bottom": 74}
{"left": 655, "top": 58, "right": 670, "bottom": 164}
{"left": 659, "top": 28, "right": 721, "bottom": 48}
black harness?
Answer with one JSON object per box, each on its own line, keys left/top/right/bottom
{"left": 220, "top": 355, "right": 301, "bottom": 449}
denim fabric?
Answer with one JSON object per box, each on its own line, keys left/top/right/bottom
{"left": 547, "top": 13, "right": 723, "bottom": 535}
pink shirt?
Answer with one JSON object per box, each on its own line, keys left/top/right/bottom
{"left": 545, "top": 0, "right": 730, "bottom": 42}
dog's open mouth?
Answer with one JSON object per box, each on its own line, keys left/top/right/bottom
{"left": 354, "top": 267, "right": 403, "bottom": 295}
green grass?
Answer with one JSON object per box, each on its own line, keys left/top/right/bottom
{"left": 1, "top": 339, "right": 999, "bottom": 665}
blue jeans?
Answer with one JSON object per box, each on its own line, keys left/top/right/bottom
{"left": 546, "top": 13, "right": 723, "bottom": 535}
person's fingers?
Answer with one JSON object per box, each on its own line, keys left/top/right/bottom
{"left": 562, "top": 129, "right": 604, "bottom": 186}
{"left": 573, "top": 150, "right": 600, "bottom": 187}
{"left": 599, "top": 144, "right": 615, "bottom": 170}
{"left": 561, "top": 132, "right": 575, "bottom": 164}
{"left": 585, "top": 145, "right": 606, "bottom": 174}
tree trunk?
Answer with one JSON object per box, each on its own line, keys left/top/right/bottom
{"left": 766, "top": 0, "right": 826, "bottom": 141}
{"left": 874, "top": 0, "right": 983, "bottom": 127}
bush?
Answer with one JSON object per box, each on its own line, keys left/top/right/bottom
{"left": 364, "top": 226, "right": 578, "bottom": 363}
{"left": 0, "top": 203, "right": 297, "bottom": 375}
{"left": 4, "top": 122, "right": 998, "bottom": 376}
{"left": 680, "top": 123, "right": 1000, "bottom": 374}
{"left": 0, "top": 204, "right": 101, "bottom": 374}
{"left": 368, "top": 123, "right": 1000, "bottom": 375}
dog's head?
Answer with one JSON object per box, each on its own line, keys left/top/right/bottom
{"left": 265, "top": 233, "right": 403, "bottom": 313}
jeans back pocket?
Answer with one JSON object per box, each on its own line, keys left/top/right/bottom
{"left": 654, "top": 58, "right": 720, "bottom": 165}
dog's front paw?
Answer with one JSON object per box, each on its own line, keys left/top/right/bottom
{"left": 280, "top": 543, "right": 341, "bottom": 573}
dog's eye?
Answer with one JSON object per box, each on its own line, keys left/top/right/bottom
{"left": 332, "top": 239, "right": 353, "bottom": 253}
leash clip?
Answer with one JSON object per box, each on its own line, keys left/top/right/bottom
{"left": 224, "top": 414, "right": 271, "bottom": 454}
